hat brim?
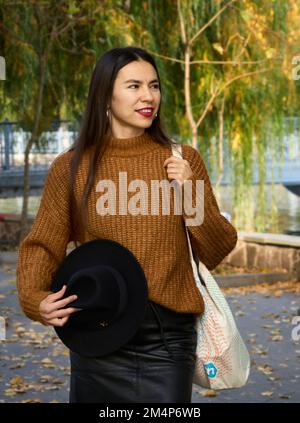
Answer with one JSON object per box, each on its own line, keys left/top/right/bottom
{"left": 51, "top": 238, "right": 148, "bottom": 357}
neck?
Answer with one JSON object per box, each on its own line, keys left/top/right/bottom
{"left": 107, "top": 128, "right": 145, "bottom": 139}
{"left": 104, "top": 130, "right": 160, "bottom": 157}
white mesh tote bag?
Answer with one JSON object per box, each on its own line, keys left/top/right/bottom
{"left": 171, "top": 143, "right": 250, "bottom": 390}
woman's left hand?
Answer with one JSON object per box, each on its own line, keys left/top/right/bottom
{"left": 163, "top": 156, "right": 193, "bottom": 186}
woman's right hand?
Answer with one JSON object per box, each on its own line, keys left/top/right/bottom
{"left": 39, "top": 285, "right": 81, "bottom": 327}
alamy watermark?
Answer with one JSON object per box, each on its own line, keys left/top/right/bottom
{"left": 291, "top": 316, "right": 300, "bottom": 342}
{"left": 0, "top": 316, "right": 6, "bottom": 341}
{"left": 0, "top": 56, "right": 5, "bottom": 80}
{"left": 95, "top": 172, "right": 204, "bottom": 226}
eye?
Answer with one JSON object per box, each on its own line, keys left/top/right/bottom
{"left": 128, "top": 84, "right": 160, "bottom": 89}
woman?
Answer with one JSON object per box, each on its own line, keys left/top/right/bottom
{"left": 16, "top": 46, "right": 238, "bottom": 403}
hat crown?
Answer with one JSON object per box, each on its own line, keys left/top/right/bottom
{"left": 66, "top": 264, "right": 128, "bottom": 311}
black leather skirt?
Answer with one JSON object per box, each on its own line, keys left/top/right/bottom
{"left": 69, "top": 300, "right": 198, "bottom": 403}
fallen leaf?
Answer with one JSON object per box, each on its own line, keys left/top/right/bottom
{"left": 9, "top": 363, "right": 25, "bottom": 369}
{"left": 262, "top": 313, "right": 280, "bottom": 319}
{"left": 261, "top": 391, "right": 273, "bottom": 396}
{"left": 235, "top": 311, "right": 246, "bottom": 317}
{"left": 41, "top": 358, "right": 55, "bottom": 368}
{"left": 268, "top": 376, "right": 281, "bottom": 381}
{"left": 15, "top": 327, "right": 26, "bottom": 336}
{"left": 270, "top": 329, "right": 282, "bottom": 334}
{"left": 269, "top": 335, "right": 284, "bottom": 341}
{"left": 44, "top": 386, "right": 59, "bottom": 391}
{"left": 279, "top": 394, "right": 291, "bottom": 399}
{"left": 4, "top": 389, "right": 17, "bottom": 397}
{"left": 251, "top": 345, "right": 268, "bottom": 356}
{"left": 257, "top": 364, "right": 273, "bottom": 375}
{"left": 10, "top": 376, "right": 24, "bottom": 386}
{"left": 200, "top": 390, "right": 218, "bottom": 397}
{"left": 21, "top": 398, "right": 42, "bottom": 403}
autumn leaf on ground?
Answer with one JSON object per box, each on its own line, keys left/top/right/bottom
{"left": 268, "top": 376, "right": 281, "bottom": 381}
{"left": 251, "top": 345, "right": 269, "bottom": 356}
{"left": 10, "top": 376, "right": 24, "bottom": 385}
{"left": 269, "top": 335, "right": 284, "bottom": 341}
{"left": 9, "top": 362, "right": 25, "bottom": 369}
{"left": 262, "top": 313, "right": 280, "bottom": 319}
{"left": 39, "top": 375, "right": 54, "bottom": 383}
{"left": 6, "top": 375, "right": 36, "bottom": 395}
{"left": 41, "top": 358, "right": 55, "bottom": 368}
{"left": 257, "top": 364, "right": 273, "bottom": 375}
{"left": 15, "top": 326, "right": 26, "bottom": 336}
{"left": 235, "top": 310, "right": 246, "bottom": 317}
{"left": 200, "top": 390, "right": 218, "bottom": 397}
{"left": 279, "top": 394, "right": 291, "bottom": 399}
{"left": 261, "top": 391, "right": 274, "bottom": 396}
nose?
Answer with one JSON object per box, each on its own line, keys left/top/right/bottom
{"left": 140, "top": 86, "right": 155, "bottom": 102}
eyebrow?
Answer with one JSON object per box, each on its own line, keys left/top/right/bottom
{"left": 123, "top": 79, "right": 159, "bottom": 84}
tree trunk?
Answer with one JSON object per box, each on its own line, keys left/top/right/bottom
{"left": 215, "top": 96, "right": 225, "bottom": 189}
{"left": 19, "top": 52, "right": 49, "bottom": 242}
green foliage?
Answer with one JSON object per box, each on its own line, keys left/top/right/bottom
{"left": 0, "top": 0, "right": 299, "bottom": 233}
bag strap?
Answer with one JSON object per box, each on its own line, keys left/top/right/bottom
{"left": 170, "top": 143, "right": 201, "bottom": 282}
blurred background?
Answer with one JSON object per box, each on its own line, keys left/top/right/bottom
{"left": 0, "top": 0, "right": 300, "bottom": 240}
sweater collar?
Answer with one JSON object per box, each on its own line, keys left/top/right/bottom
{"left": 104, "top": 131, "right": 161, "bottom": 157}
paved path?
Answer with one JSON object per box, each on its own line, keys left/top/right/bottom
{"left": 0, "top": 263, "right": 299, "bottom": 403}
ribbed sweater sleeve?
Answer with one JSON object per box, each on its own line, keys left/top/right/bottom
{"left": 16, "top": 152, "right": 72, "bottom": 324}
{"left": 181, "top": 144, "right": 238, "bottom": 270}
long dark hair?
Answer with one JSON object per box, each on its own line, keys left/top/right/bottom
{"left": 68, "top": 46, "right": 176, "bottom": 243}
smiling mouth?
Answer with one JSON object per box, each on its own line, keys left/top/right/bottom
{"left": 135, "top": 109, "right": 154, "bottom": 117}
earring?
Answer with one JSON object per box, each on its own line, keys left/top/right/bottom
{"left": 106, "top": 108, "right": 109, "bottom": 117}
{"left": 155, "top": 113, "right": 158, "bottom": 117}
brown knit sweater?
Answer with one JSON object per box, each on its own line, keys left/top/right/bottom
{"left": 16, "top": 131, "right": 238, "bottom": 324}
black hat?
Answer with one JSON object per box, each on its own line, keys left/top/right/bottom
{"left": 51, "top": 239, "right": 148, "bottom": 357}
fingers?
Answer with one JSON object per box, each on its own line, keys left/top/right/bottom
{"left": 163, "top": 156, "right": 184, "bottom": 167}
{"left": 165, "top": 164, "right": 179, "bottom": 170}
{"left": 48, "top": 308, "right": 82, "bottom": 327}
{"left": 46, "top": 306, "right": 81, "bottom": 320}
{"left": 165, "top": 160, "right": 193, "bottom": 186}
{"left": 166, "top": 170, "right": 182, "bottom": 178}
{"left": 165, "top": 163, "right": 186, "bottom": 175}
{"left": 167, "top": 174, "right": 180, "bottom": 180}
{"left": 39, "top": 285, "right": 81, "bottom": 325}
{"left": 48, "top": 315, "right": 70, "bottom": 327}
{"left": 48, "top": 285, "right": 67, "bottom": 301}
{"left": 46, "top": 294, "right": 78, "bottom": 314}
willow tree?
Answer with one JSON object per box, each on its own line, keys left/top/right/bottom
{"left": 0, "top": 0, "right": 97, "bottom": 240}
{"left": 1, "top": 0, "right": 298, "bottom": 236}
{"left": 0, "top": 0, "right": 155, "bottom": 241}
{"left": 129, "top": 0, "right": 300, "bottom": 233}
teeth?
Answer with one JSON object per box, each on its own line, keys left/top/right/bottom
{"left": 138, "top": 109, "right": 152, "bottom": 112}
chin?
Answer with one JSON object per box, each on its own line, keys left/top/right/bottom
{"left": 132, "top": 121, "right": 153, "bottom": 129}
